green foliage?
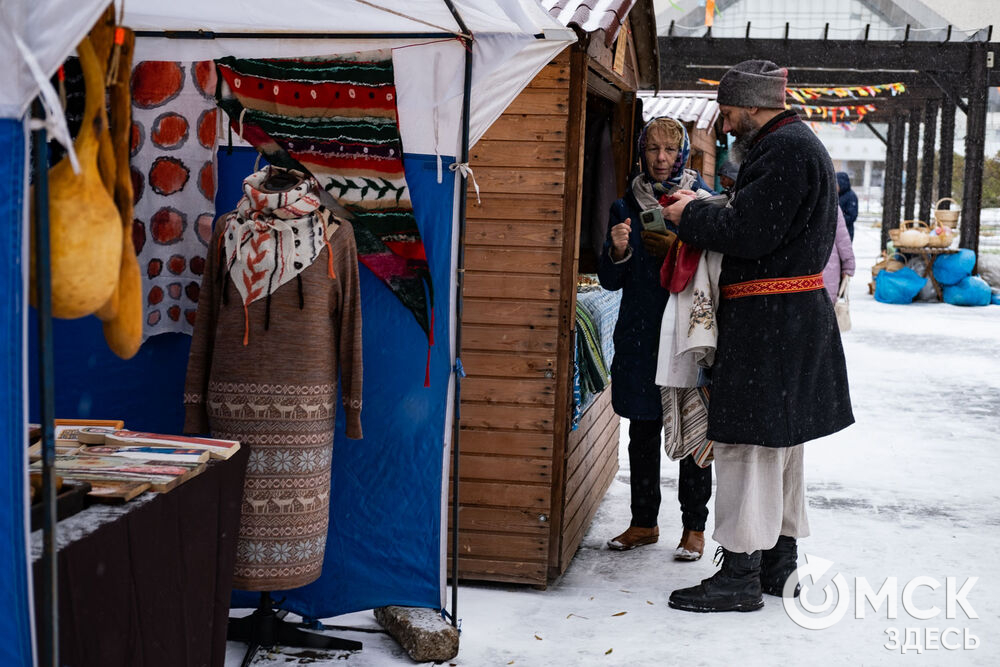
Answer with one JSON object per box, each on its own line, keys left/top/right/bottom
{"left": 948, "top": 151, "right": 1000, "bottom": 209}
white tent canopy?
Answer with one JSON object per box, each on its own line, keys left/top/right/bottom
{"left": 2, "top": 0, "right": 575, "bottom": 156}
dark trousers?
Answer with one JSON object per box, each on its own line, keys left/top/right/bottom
{"left": 628, "top": 418, "right": 713, "bottom": 531}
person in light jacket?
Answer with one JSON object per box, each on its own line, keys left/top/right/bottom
{"left": 823, "top": 207, "right": 856, "bottom": 302}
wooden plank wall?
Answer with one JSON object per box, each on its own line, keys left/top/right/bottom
{"left": 448, "top": 51, "right": 572, "bottom": 586}
{"left": 555, "top": 386, "right": 620, "bottom": 573}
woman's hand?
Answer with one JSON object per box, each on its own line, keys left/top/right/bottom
{"left": 610, "top": 218, "right": 631, "bottom": 261}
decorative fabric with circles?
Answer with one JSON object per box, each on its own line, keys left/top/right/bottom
{"left": 130, "top": 60, "right": 219, "bottom": 338}
{"left": 214, "top": 51, "right": 433, "bottom": 340}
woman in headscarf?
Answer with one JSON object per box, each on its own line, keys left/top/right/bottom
{"left": 598, "top": 117, "right": 715, "bottom": 560}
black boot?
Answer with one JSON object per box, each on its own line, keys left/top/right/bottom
{"left": 760, "top": 535, "right": 800, "bottom": 597}
{"left": 668, "top": 547, "right": 764, "bottom": 613}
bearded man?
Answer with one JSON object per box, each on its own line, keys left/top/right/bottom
{"left": 662, "top": 60, "right": 853, "bottom": 613}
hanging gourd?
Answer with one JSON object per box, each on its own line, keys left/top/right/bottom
{"left": 30, "top": 35, "right": 123, "bottom": 319}
{"left": 102, "top": 27, "right": 144, "bottom": 359}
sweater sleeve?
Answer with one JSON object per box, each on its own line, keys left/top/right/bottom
{"left": 183, "top": 220, "right": 224, "bottom": 434}
{"left": 333, "top": 220, "right": 364, "bottom": 440}
{"left": 677, "top": 141, "right": 813, "bottom": 259}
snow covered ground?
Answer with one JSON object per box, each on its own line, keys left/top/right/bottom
{"left": 231, "top": 222, "right": 1000, "bottom": 666}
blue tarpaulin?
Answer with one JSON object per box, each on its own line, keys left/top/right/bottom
{"left": 26, "top": 147, "right": 453, "bottom": 621}
{"left": 0, "top": 117, "right": 35, "bottom": 667}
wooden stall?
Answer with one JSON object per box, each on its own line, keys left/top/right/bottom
{"left": 449, "top": 0, "right": 659, "bottom": 586}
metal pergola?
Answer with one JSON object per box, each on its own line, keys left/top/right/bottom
{"left": 657, "top": 30, "right": 998, "bottom": 255}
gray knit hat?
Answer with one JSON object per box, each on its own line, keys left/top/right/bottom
{"left": 716, "top": 60, "right": 787, "bottom": 109}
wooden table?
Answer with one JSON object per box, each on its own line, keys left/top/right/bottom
{"left": 895, "top": 246, "right": 959, "bottom": 301}
{"left": 30, "top": 447, "right": 248, "bottom": 667}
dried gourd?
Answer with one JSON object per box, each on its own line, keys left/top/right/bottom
{"left": 30, "top": 36, "right": 122, "bottom": 319}
{"left": 102, "top": 27, "right": 143, "bottom": 359}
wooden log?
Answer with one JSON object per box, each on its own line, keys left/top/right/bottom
{"left": 374, "top": 607, "right": 459, "bottom": 663}
{"left": 449, "top": 530, "right": 548, "bottom": 561}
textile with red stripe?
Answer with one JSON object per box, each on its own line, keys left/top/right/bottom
{"left": 214, "top": 51, "right": 433, "bottom": 338}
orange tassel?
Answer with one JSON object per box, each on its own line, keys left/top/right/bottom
{"left": 242, "top": 303, "right": 250, "bottom": 346}
{"left": 325, "top": 238, "right": 335, "bottom": 279}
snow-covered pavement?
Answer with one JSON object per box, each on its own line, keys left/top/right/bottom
{"left": 233, "top": 222, "right": 1000, "bottom": 666}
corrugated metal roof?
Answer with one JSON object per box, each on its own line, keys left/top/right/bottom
{"left": 540, "top": 0, "right": 637, "bottom": 45}
{"left": 638, "top": 91, "right": 720, "bottom": 130}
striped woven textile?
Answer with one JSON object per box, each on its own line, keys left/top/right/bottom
{"left": 215, "top": 51, "right": 433, "bottom": 338}
{"left": 720, "top": 273, "right": 824, "bottom": 300}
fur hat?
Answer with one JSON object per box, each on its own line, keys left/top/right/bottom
{"left": 716, "top": 60, "right": 787, "bottom": 109}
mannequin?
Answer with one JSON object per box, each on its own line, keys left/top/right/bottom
{"left": 184, "top": 164, "right": 364, "bottom": 660}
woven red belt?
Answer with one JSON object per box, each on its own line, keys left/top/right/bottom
{"left": 721, "top": 273, "right": 825, "bottom": 299}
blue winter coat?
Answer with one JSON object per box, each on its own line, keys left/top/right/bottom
{"left": 837, "top": 172, "right": 858, "bottom": 240}
{"left": 598, "top": 173, "right": 713, "bottom": 420}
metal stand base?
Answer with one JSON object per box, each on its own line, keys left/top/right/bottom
{"left": 228, "top": 592, "right": 362, "bottom": 667}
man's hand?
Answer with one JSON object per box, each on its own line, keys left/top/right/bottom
{"left": 641, "top": 230, "right": 677, "bottom": 258}
{"left": 663, "top": 191, "right": 695, "bottom": 225}
{"left": 610, "top": 218, "right": 631, "bottom": 261}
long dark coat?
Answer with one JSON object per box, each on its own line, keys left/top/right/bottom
{"left": 598, "top": 174, "right": 712, "bottom": 421}
{"left": 677, "top": 111, "right": 854, "bottom": 447}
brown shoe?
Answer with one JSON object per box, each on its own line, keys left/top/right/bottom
{"left": 673, "top": 529, "right": 705, "bottom": 561}
{"left": 607, "top": 525, "right": 659, "bottom": 551}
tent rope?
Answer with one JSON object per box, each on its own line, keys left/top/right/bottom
{"left": 351, "top": 0, "right": 470, "bottom": 39}
{"left": 449, "top": 162, "right": 479, "bottom": 204}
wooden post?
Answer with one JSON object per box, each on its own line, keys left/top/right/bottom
{"left": 918, "top": 98, "right": 938, "bottom": 224}
{"left": 960, "top": 42, "right": 988, "bottom": 253}
{"left": 547, "top": 45, "right": 588, "bottom": 576}
{"left": 938, "top": 99, "right": 956, "bottom": 206}
{"left": 881, "top": 115, "right": 905, "bottom": 249}
{"left": 903, "top": 106, "right": 920, "bottom": 221}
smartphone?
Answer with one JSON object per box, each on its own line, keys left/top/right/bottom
{"left": 639, "top": 207, "right": 668, "bottom": 234}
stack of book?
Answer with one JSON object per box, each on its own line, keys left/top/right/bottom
{"left": 29, "top": 420, "right": 240, "bottom": 503}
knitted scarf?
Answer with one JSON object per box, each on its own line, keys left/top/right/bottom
{"left": 214, "top": 51, "right": 434, "bottom": 340}
{"left": 220, "top": 167, "right": 337, "bottom": 343}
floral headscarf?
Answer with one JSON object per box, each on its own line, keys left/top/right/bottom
{"left": 637, "top": 116, "right": 691, "bottom": 190}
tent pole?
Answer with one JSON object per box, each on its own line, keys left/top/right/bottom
{"left": 31, "top": 98, "right": 59, "bottom": 667}
{"left": 132, "top": 30, "right": 463, "bottom": 40}
{"left": 443, "top": 0, "right": 471, "bottom": 631}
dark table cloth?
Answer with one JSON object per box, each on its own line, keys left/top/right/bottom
{"left": 31, "top": 447, "right": 248, "bottom": 667}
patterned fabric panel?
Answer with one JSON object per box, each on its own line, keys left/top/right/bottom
{"left": 131, "top": 60, "right": 219, "bottom": 337}
{"left": 576, "top": 287, "right": 622, "bottom": 369}
{"left": 214, "top": 52, "right": 433, "bottom": 338}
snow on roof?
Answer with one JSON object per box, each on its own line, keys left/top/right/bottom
{"left": 638, "top": 91, "right": 720, "bottom": 130}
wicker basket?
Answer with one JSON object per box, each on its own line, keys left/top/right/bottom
{"left": 926, "top": 226, "right": 955, "bottom": 248}
{"left": 895, "top": 220, "right": 931, "bottom": 248}
{"left": 933, "top": 197, "right": 960, "bottom": 229}
{"left": 871, "top": 252, "right": 905, "bottom": 278}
